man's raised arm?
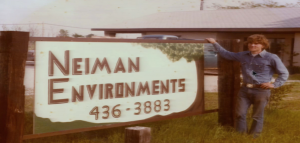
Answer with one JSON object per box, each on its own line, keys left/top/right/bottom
{"left": 206, "top": 38, "right": 240, "bottom": 61}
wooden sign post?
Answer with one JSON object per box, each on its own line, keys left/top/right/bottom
{"left": 125, "top": 126, "right": 151, "bottom": 143}
{"left": 217, "top": 39, "right": 241, "bottom": 127}
{"left": 0, "top": 31, "right": 29, "bottom": 143}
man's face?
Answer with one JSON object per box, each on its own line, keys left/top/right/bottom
{"left": 248, "top": 42, "right": 264, "bottom": 53}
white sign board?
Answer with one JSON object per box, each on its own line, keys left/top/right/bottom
{"left": 34, "top": 41, "right": 204, "bottom": 133}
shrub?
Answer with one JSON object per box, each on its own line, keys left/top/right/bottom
{"left": 268, "top": 83, "right": 295, "bottom": 109}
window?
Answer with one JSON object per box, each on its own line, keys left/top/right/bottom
{"left": 267, "top": 38, "right": 285, "bottom": 59}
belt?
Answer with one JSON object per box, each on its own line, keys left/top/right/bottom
{"left": 241, "top": 83, "right": 261, "bottom": 88}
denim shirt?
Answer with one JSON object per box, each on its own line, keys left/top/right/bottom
{"left": 212, "top": 43, "right": 289, "bottom": 88}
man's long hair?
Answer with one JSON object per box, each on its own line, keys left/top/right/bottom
{"left": 244, "top": 34, "right": 270, "bottom": 50}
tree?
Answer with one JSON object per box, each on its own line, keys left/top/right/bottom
{"left": 135, "top": 43, "right": 204, "bottom": 62}
{"left": 2, "top": 25, "right": 10, "bottom": 31}
{"left": 210, "top": 0, "right": 300, "bottom": 9}
{"left": 57, "top": 29, "right": 69, "bottom": 37}
{"left": 13, "top": 26, "right": 22, "bottom": 31}
{"left": 1, "top": 25, "right": 22, "bottom": 31}
{"left": 28, "top": 24, "right": 40, "bottom": 37}
{"left": 86, "top": 34, "right": 95, "bottom": 38}
{"left": 72, "top": 33, "right": 84, "bottom": 38}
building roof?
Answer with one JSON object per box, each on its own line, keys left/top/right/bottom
{"left": 92, "top": 7, "right": 300, "bottom": 33}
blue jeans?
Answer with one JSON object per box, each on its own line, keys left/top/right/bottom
{"left": 235, "top": 86, "right": 271, "bottom": 136}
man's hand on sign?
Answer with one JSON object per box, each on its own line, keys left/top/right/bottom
{"left": 260, "top": 83, "right": 274, "bottom": 89}
{"left": 206, "top": 38, "right": 217, "bottom": 44}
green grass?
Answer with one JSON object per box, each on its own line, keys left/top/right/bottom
{"left": 24, "top": 81, "right": 300, "bottom": 143}
{"left": 205, "top": 92, "right": 218, "bottom": 110}
{"left": 278, "top": 82, "right": 300, "bottom": 111}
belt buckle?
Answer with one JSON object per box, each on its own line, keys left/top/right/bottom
{"left": 246, "top": 84, "right": 254, "bottom": 88}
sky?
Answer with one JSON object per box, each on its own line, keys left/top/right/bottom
{"left": 0, "top": 0, "right": 299, "bottom": 37}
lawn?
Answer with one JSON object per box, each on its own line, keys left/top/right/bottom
{"left": 23, "top": 75, "right": 300, "bottom": 143}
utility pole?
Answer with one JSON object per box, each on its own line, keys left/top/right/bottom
{"left": 200, "top": 0, "right": 204, "bottom": 10}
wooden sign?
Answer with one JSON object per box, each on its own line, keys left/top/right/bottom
{"left": 33, "top": 40, "right": 206, "bottom": 136}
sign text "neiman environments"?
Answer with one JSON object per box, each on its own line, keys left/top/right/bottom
{"left": 48, "top": 50, "right": 186, "bottom": 105}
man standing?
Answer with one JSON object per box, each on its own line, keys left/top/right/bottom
{"left": 206, "top": 34, "right": 289, "bottom": 137}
